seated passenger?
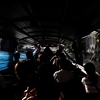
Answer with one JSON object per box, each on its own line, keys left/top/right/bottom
{"left": 37, "top": 54, "right": 56, "bottom": 100}
{"left": 53, "top": 59, "right": 74, "bottom": 83}
{"left": 14, "top": 60, "right": 39, "bottom": 100}
{"left": 50, "top": 51, "right": 66, "bottom": 71}
{"left": 81, "top": 62, "right": 100, "bottom": 99}
{"left": 53, "top": 59, "right": 75, "bottom": 100}
{"left": 53, "top": 59, "right": 86, "bottom": 100}
{"left": 8, "top": 51, "right": 20, "bottom": 74}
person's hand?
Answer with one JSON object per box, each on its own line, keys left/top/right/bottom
{"left": 22, "top": 88, "right": 38, "bottom": 100}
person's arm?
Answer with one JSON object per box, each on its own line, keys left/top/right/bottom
{"left": 81, "top": 77, "right": 86, "bottom": 86}
{"left": 22, "top": 87, "right": 38, "bottom": 100}
{"left": 50, "top": 55, "right": 57, "bottom": 63}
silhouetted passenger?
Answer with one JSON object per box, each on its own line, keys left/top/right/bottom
{"left": 33, "top": 44, "right": 40, "bottom": 59}
{"left": 33, "top": 52, "right": 43, "bottom": 72}
{"left": 53, "top": 59, "right": 86, "bottom": 100}
{"left": 26, "top": 50, "right": 38, "bottom": 72}
{"left": 53, "top": 59, "right": 74, "bottom": 83}
{"left": 53, "top": 59, "right": 75, "bottom": 100}
{"left": 81, "top": 62, "right": 100, "bottom": 99}
{"left": 50, "top": 50, "right": 66, "bottom": 71}
{"left": 43, "top": 46, "right": 54, "bottom": 61}
{"left": 9, "top": 51, "right": 20, "bottom": 69}
{"left": 8, "top": 51, "right": 20, "bottom": 83}
{"left": 37, "top": 54, "right": 55, "bottom": 100}
{"left": 26, "top": 51, "right": 34, "bottom": 60}
{"left": 37, "top": 53, "right": 54, "bottom": 83}
{"left": 14, "top": 60, "right": 39, "bottom": 100}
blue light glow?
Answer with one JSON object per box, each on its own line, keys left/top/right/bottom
{"left": 0, "top": 51, "right": 27, "bottom": 71}
{"left": 0, "top": 51, "right": 13, "bottom": 70}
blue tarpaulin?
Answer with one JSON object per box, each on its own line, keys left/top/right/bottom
{"left": 0, "top": 51, "right": 27, "bottom": 71}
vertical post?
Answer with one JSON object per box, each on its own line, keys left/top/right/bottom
{"left": 72, "top": 40, "right": 83, "bottom": 65}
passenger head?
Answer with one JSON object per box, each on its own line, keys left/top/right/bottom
{"left": 57, "top": 59, "right": 72, "bottom": 70}
{"left": 14, "top": 51, "right": 20, "bottom": 61}
{"left": 84, "top": 62, "right": 99, "bottom": 85}
{"left": 84, "top": 62, "right": 95, "bottom": 75}
{"left": 58, "top": 53, "right": 66, "bottom": 59}
{"left": 39, "top": 53, "right": 49, "bottom": 62}
{"left": 43, "top": 46, "right": 53, "bottom": 61}
{"left": 26, "top": 51, "right": 33, "bottom": 60}
{"left": 55, "top": 50, "right": 61, "bottom": 55}
{"left": 55, "top": 50, "right": 65, "bottom": 59}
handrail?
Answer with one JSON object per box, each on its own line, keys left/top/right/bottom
{"left": 63, "top": 50, "right": 87, "bottom": 75}
{"left": 75, "top": 64, "right": 87, "bottom": 75}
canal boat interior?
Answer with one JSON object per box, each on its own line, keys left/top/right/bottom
{"left": 0, "top": 1, "right": 100, "bottom": 99}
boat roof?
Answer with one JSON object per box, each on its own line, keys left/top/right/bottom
{"left": 0, "top": 1, "right": 100, "bottom": 46}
